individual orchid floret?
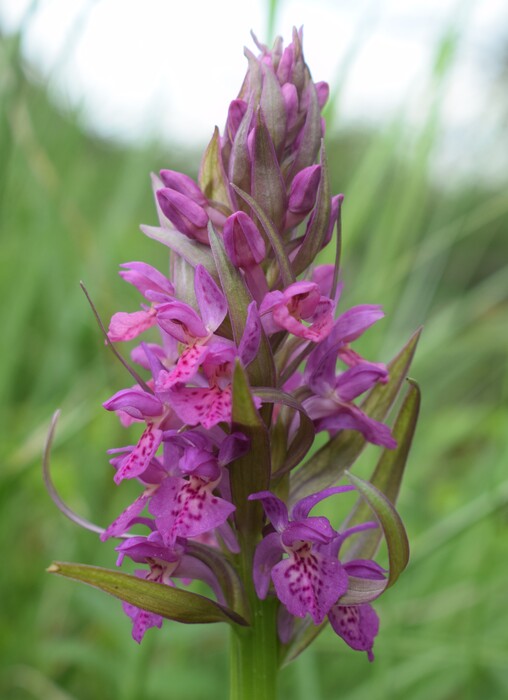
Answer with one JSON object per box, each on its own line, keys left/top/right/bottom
{"left": 285, "top": 164, "right": 321, "bottom": 229}
{"left": 161, "top": 303, "right": 261, "bottom": 429}
{"left": 159, "top": 170, "right": 208, "bottom": 207}
{"left": 156, "top": 187, "right": 210, "bottom": 243}
{"left": 259, "top": 281, "right": 334, "bottom": 342}
{"left": 103, "top": 386, "right": 180, "bottom": 484}
{"left": 107, "top": 262, "right": 175, "bottom": 343}
{"left": 102, "top": 429, "right": 247, "bottom": 545}
{"left": 223, "top": 211, "right": 266, "bottom": 268}
{"left": 223, "top": 212, "right": 268, "bottom": 301}
{"left": 155, "top": 265, "right": 228, "bottom": 390}
{"left": 327, "top": 559, "right": 384, "bottom": 662}
{"left": 248, "top": 486, "right": 355, "bottom": 624}
{"left": 304, "top": 351, "right": 396, "bottom": 448}
{"left": 306, "top": 302, "right": 387, "bottom": 376}
{"left": 148, "top": 440, "right": 236, "bottom": 546}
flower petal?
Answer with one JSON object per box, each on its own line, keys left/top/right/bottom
{"left": 114, "top": 424, "right": 163, "bottom": 484}
{"left": 156, "top": 345, "right": 209, "bottom": 390}
{"left": 149, "top": 476, "right": 235, "bottom": 544}
{"left": 328, "top": 603, "right": 379, "bottom": 661}
{"left": 194, "top": 265, "right": 227, "bottom": 332}
{"left": 272, "top": 548, "right": 347, "bottom": 624}
{"left": 122, "top": 602, "right": 163, "bottom": 643}
{"left": 166, "top": 385, "right": 233, "bottom": 429}
{"left": 108, "top": 309, "right": 157, "bottom": 342}
{"left": 252, "top": 531, "right": 284, "bottom": 599}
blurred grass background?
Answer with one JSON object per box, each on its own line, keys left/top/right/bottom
{"left": 1, "top": 1, "right": 508, "bottom": 699}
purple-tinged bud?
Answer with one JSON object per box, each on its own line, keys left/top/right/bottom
{"left": 223, "top": 211, "right": 265, "bottom": 268}
{"left": 315, "top": 81, "right": 330, "bottom": 110}
{"left": 277, "top": 44, "right": 294, "bottom": 85}
{"left": 288, "top": 165, "right": 321, "bottom": 215}
{"left": 323, "top": 194, "right": 344, "bottom": 246}
{"left": 159, "top": 170, "right": 207, "bottom": 207}
{"left": 156, "top": 188, "right": 209, "bottom": 243}
{"left": 226, "top": 99, "right": 248, "bottom": 144}
{"left": 282, "top": 83, "right": 299, "bottom": 135}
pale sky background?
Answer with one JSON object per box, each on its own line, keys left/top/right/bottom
{"left": 1, "top": 0, "right": 507, "bottom": 177}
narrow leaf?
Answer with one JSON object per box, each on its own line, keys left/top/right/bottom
{"left": 208, "top": 222, "right": 275, "bottom": 387}
{"left": 344, "top": 471, "right": 410, "bottom": 590}
{"left": 230, "top": 361, "right": 271, "bottom": 535}
{"left": 47, "top": 562, "right": 248, "bottom": 626}
{"left": 289, "top": 328, "right": 422, "bottom": 503}
{"left": 199, "top": 127, "right": 231, "bottom": 208}
{"left": 231, "top": 183, "right": 295, "bottom": 288}
{"left": 343, "top": 379, "right": 421, "bottom": 561}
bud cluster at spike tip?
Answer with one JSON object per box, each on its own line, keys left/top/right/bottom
{"left": 98, "top": 29, "right": 400, "bottom": 660}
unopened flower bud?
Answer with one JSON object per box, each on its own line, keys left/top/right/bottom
{"left": 223, "top": 211, "right": 266, "bottom": 267}
{"left": 159, "top": 170, "right": 208, "bottom": 207}
{"left": 323, "top": 194, "right": 344, "bottom": 246}
{"left": 226, "top": 99, "right": 248, "bottom": 143}
{"left": 315, "top": 81, "right": 330, "bottom": 110}
{"left": 281, "top": 82, "right": 299, "bottom": 135}
{"left": 288, "top": 164, "right": 321, "bottom": 215}
{"left": 156, "top": 188, "right": 209, "bottom": 243}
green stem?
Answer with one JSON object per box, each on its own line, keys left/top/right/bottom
{"left": 230, "top": 596, "right": 279, "bottom": 700}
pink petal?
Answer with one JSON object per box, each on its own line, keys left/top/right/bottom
{"left": 114, "top": 424, "right": 163, "bottom": 484}
{"left": 166, "top": 385, "right": 234, "bottom": 429}
{"left": 272, "top": 548, "right": 347, "bottom": 624}
{"left": 122, "top": 602, "right": 163, "bottom": 643}
{"left": 194, "top": 265, "right": 227, "bottom": 332}
{"left": 156, "top": 345, "right": 209, "bottom": 390}
{"left": 108, "top": 309, "right": 157, "bottom": 342}
{"left": 328, "top": 604, "right": 380, "bottom": 661}
{"left": 100, "top": 489, "right": 152, "bottom": 541}
{"left": 150, "top": 476, "right": 235, "bottom": 544}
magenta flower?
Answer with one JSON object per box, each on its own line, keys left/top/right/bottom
{"left": 260, "top": 281, "right": 334, "bottom": 342}
{"left": 248, "top": 487, "right": 354, "bottom": 623}
{"left": 47, "top": 30, "right": 417, "bottom": 687}
{"left": 304, "top": 347, "right": 396, "bottom": 448}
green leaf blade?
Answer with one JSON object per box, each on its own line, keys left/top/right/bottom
{"left": 343, "top": 379, "right": 421, "bottom": 561}
{"left": 345, "top": 471, "right": 410, "bottom": 590}
{"left": 47, "top": 562, "right": 248, "bottom": 626}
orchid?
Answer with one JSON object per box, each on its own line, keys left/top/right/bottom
{"left": 46, "top": 27, "right": 420, "bottom": 700}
